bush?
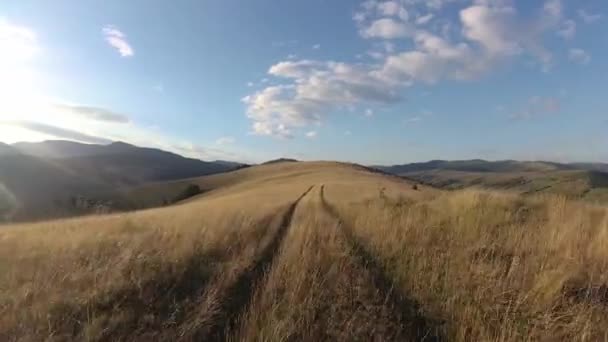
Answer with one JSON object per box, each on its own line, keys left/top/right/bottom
{"left": 172, "top": 184, "right": 202, "bottom": 203}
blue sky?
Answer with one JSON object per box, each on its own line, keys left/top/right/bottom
{"left": 0, "top": 0, "right": 606, "bottom": 164}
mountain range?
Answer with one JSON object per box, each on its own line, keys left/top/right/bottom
{"left": 0, "top": 140, "right": 242, "bottom": 221}
{"left": 376, "top": 159, "right": 608, "bottom": 202}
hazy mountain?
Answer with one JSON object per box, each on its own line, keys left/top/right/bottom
{"left": 212, "top": 160, "right": 250, "bottom": 168}
{"left": 0, "top": 140, "right": 240, "bottom": 221}
{"left": 375, "top": 159, "right": 574, "bottom": 174}
{"left": 0, "top": 143, "right": 18, "bottom": 156}
{"left": 376, "top": 159, "right": 608, "bottom": 203}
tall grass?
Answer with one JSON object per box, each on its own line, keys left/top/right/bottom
{"left": 237, "top": 189, "right": 411, "bottom": 340}
{"left": 0, "top": 202, "right": 279, "bottom": 341}
{"left": 333, "top": 189, "right": 608, "bottom": 341}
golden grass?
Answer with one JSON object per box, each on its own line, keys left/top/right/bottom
{"left": 330, "top": 188, "right": 608, "bottom": 341}
{"left": 1, "top": 161, "right": 607, "bottom": 341}
{"left": 237, "top": 186, "right": 432, "bottom": 340}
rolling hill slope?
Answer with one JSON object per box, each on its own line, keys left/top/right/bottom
{"left": 1, "top": 161, "right": 607, "bottom": 341}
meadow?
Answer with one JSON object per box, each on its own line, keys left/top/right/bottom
{"left": 1, "top": 162, "right": 607, "bottom": 341}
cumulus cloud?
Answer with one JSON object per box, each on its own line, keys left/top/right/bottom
{"left": 361, "top": 18, "right": 411, "bottom": 39}
{"left": 377, "top": 1, "right": 409, "bottom": 20}
{"left": 243, "top": 0, "right": 575, "bottom": 138}
{"left": 102, "top": 25, "right": 134, "bottom": 57}
{"left": 460, "top": 4, "right": 521, "bottom": 56}
{"left": 568, "top": 48, "right": 591, "bottom": 65}
{"left": 54, "top": 103, "right": 130, "bottom": 123}
{"left": 1, "top": 120, "right": 113, "bottom": 144}
{"left": 243, "top": 60, "right": 401, "bottom": 137}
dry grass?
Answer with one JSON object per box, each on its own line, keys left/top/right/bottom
{"left": 330, "top": 188, "right": 608, "bottom": 341}
{"left": 1, "top": 161, "right": 608, "bottom": 341}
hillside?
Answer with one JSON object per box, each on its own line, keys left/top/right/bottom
{"left": 1, "top": 161, "right": 607, "bottom": 341}
{"left": 377, "top": 160, "right": 608, "bottom": 203}
{"left": 0, "top": 140, "right": 238, "bottom": 221}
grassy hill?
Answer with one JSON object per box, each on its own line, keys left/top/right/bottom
{"left": 1, "top": 161, "right": 608, "bottom": 341}
{"left": 0, "top": 140, "right": 238, "bottom": 221}
{"left": 377, "top": 160, "right": 608, "bottom": 203}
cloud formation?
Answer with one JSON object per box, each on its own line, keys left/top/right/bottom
{"left": 244, "top": 0, "right": 580, "bottom": 138}
{"left": 102, "top": 26, "right": 134, "bottom": 57}
{"left": 1, "top": 121, "right": 113, "bottom": 144}
{"left": 54, "top": 103, "right": 130, "bottom": 123}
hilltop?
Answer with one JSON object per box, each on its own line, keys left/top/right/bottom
{"left": 1, "top": 161, "right": 607, "bottom": 341}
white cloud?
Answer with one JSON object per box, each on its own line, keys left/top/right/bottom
{"left": 557, "top": 19, "right": 576, "bottom": 39}
{"left": 247, "top": 81, "right": 254, "bottom": 87}
{"left": 568, "top": 48, "right": 591, "bottom": 65}
{"left": 460, "top": 4, "right": 521, "bottom": 56}
{"left": 243, "top": 60, "right": 402, "bottom": 137}
{"left": 305, "top": 130, "right": 317, "bottom": 138}
{"left": 102, "top": 25, "right": 134, "bottom": 57}
{"left": 0, "top": 120, "right": 112, "bottom": 144}
{"left": 215, "top": 136, "right": 236, "bottom": 145}
{"left": 361, "top": 18, "right": 412, "bottom": 39}
{"left": 578, "top": 9, "right": 602, "bottom": 24}
{"left": 376, "top": 1, "right": 409, "bottom": 21}
{"left": 312, "top": 44, "right": 321, "bottom": 49}
{"left": 287, "top": 53, "right": 297, "bottom": 60}
{"left": 365, "top": 108, "right": 374, "bottom": 117}
{"left": 54, "top": 103, "right": 130, "bottom": 123}
{"left": 251, "top": 121, "right": 293, "bottom": 139}
{"left": 416, "top": 14, "right": 434, "bottom": 25}
{"left": 243, "top": 0, "right": 576, "bottom": 138}
{"left": 344, "top": 130, "right": 352, "bottom": 136}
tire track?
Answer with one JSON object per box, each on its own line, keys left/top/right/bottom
{"left": 319, "top": 185, "right": 444, "bottom": 341}
{"left": 198, "top": 185, "right": 315, "bottom": 341}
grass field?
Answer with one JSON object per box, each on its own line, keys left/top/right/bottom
{"left": 1, "top": 161, "right": 607, "bottom": 341}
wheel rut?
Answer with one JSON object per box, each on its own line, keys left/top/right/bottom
{"left": 319, "top": 185, "right": 443, "bottom": 341}
{"left": 198, "top": 185, "right": 315, "bottom": 341}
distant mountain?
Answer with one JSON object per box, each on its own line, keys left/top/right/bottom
{"left": 375, "top": 159, "right": 573, "bottom": 174}
{"left": 0, "top": 140, "right": 241, "bottom": 221}
{"left": 263, "top": 158, "right": 299, "bottom": 165}
{"left": 0, "top": 143, "right": 18, "bottom": 156}
{"left": 212, "top": 160, "right": 250, "bottom": 168}
{"left": 375, "top": 159, "right": 608, "bottom": 203}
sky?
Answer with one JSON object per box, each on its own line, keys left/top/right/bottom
{"left": 0, "top": 0, "right": 606, "bottom": 164}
